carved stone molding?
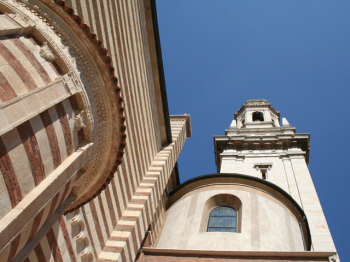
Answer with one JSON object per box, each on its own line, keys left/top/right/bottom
{"left": 69, "top": 210, "right": 94, "bottom": 261}
{"left": 215, "top": 135, "right": 309, "bottom": 154}
{"left": 62, "top": 71, "right": 79, "bottom": 94}
{"left": 39, "top": 41, "right": 57, "bottom": 61}
{"left": 254, "top": 163, "right": 273, "bottom": 170}
{"left": 0, "top": 13, "right": 35, "bottom": 35}
{"left": 329, "top": 254, "right": 339, "bottom": 262}
{"left": 74, "top": 110, "right": 87, "bottom": 131}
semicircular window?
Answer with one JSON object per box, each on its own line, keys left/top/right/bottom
{"left": 207, "top": 206, "right": 237, "bottom": 232}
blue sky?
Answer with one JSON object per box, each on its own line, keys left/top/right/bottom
{"left": 156, "top": 0, "right": 350, "bottom": 259}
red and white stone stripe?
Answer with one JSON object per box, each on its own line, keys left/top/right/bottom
{"left": 0, "top": 98, "right": 79, "bottom": 219}
{"left": 0, "top": 179, "right": 74, "bottom": 262}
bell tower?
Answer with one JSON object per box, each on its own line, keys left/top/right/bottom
{"left": 214, "top": 99, "right": 337, "bottom": 255}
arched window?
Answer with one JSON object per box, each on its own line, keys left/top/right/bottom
{"left": 252, "top": 112, "right": 264, "bottom": 121}
{"left": 207, "top": 206, "right": 237, "bottom": 232}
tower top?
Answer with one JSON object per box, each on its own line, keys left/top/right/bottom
{"left": 214, "top": 100, "right": 310, "bottom": 171}
{"left": 233, "top": 99, "right": 281, "bottom": 129}
{"left": 235, "top": 99, "right": 280, "bottom": 119}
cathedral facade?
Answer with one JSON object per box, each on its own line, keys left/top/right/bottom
{"left": 0, "top": 1, "right": 338, "bottom": 262}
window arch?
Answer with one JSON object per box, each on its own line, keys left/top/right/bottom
{"left": 252, "top": 111, "right": 264, "bottom": 121}
{"left": 207, "top": 206, "right": 237, "bottom": 232}
{"left": 200, "top": 194, "right": 242, "bottom": 233}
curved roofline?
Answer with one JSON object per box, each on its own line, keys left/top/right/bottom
{"left": 169, "top": 173, "right": 311, "bottom": 251}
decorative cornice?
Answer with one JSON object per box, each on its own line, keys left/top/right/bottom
{"left": 235, "top": 99, "right": 280, "bottom": 120}
{"left": 215, "top": 134, "right": 310, "bottom": 151}
{"left": 214, "top": 133, "right": 310, "bottom": 171}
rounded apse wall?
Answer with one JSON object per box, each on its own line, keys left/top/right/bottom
{"left": 155, "top": 174, "right": 309, "bottom": 252}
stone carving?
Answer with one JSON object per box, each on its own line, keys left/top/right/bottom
{"left": 74, "top": 110, "right": 86, "bottom": 130}
{"left": 80, "top": 244, "right": 94, "bottom": 262}
{"left": 62, "top": 72, "right": 79, "bottom": 94}
{"left": 70, "top": 210, "right": 94, "bottom": 262}
{"left": 39, "top": 41, "right": 57, "bottom": 61}
{"left": 329, "top": 254, "right": 339, "bottom": 262}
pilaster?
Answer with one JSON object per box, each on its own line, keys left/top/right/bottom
{"left": 290, "top": 157, "right": 336, "bottom": 252}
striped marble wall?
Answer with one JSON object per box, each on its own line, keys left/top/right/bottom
{"left": 3, "top": 179, "right": 75, "bottom": 262}
{"left": 25, "top": 117, "right": 189, "bottom": 262}
{"left": 0, "top": 1, "right": 190, "bottom": 261}
{"left": 0, "top": 33, "right": 81, "bottom": 219}
{"left": 0, "top": 35, "right": 62, "bottom": 102}
{"left": 55, "top": 0, "right": 168, "bottom": 249}
{"left": 0, "top": 96, "right": 79, "bottom": 218}
{"left": 63, "top": 0, "right": 163, "bottom": 203}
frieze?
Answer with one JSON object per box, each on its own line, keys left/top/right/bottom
{"left": 216, "top": 136, "right": 309, "bottom": 156}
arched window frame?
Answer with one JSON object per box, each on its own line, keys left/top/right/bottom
{"left": 200, "top": 194, "right": 242, "bottom": 233}
{"left": 207, "top": 206, "right": 237, "bottom": 232}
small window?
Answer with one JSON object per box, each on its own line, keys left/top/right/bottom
{"left": 207, "top": 206, "right": 237, "bottom": 232}
{"left": 254, "top": 163, "right": 272, "bottom": 180}
{"left": 253, "top": 112, "right": 264, "bottom": 122}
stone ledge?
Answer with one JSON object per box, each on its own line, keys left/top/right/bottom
{"left": 142, "top": 247, "right": 336, "bottom": 259}
{"left": 170, "top": 115, "right": 191, "bottom": 137}
{"left": 0, "top": 14, "right": 35, "bottom": 36}
{"left": 0, "top": 76, "right": 78, "bottom": 136}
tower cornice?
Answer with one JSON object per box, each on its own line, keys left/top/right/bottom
{"left": 214, "top": 133, "right": 310, "bottom": 172}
